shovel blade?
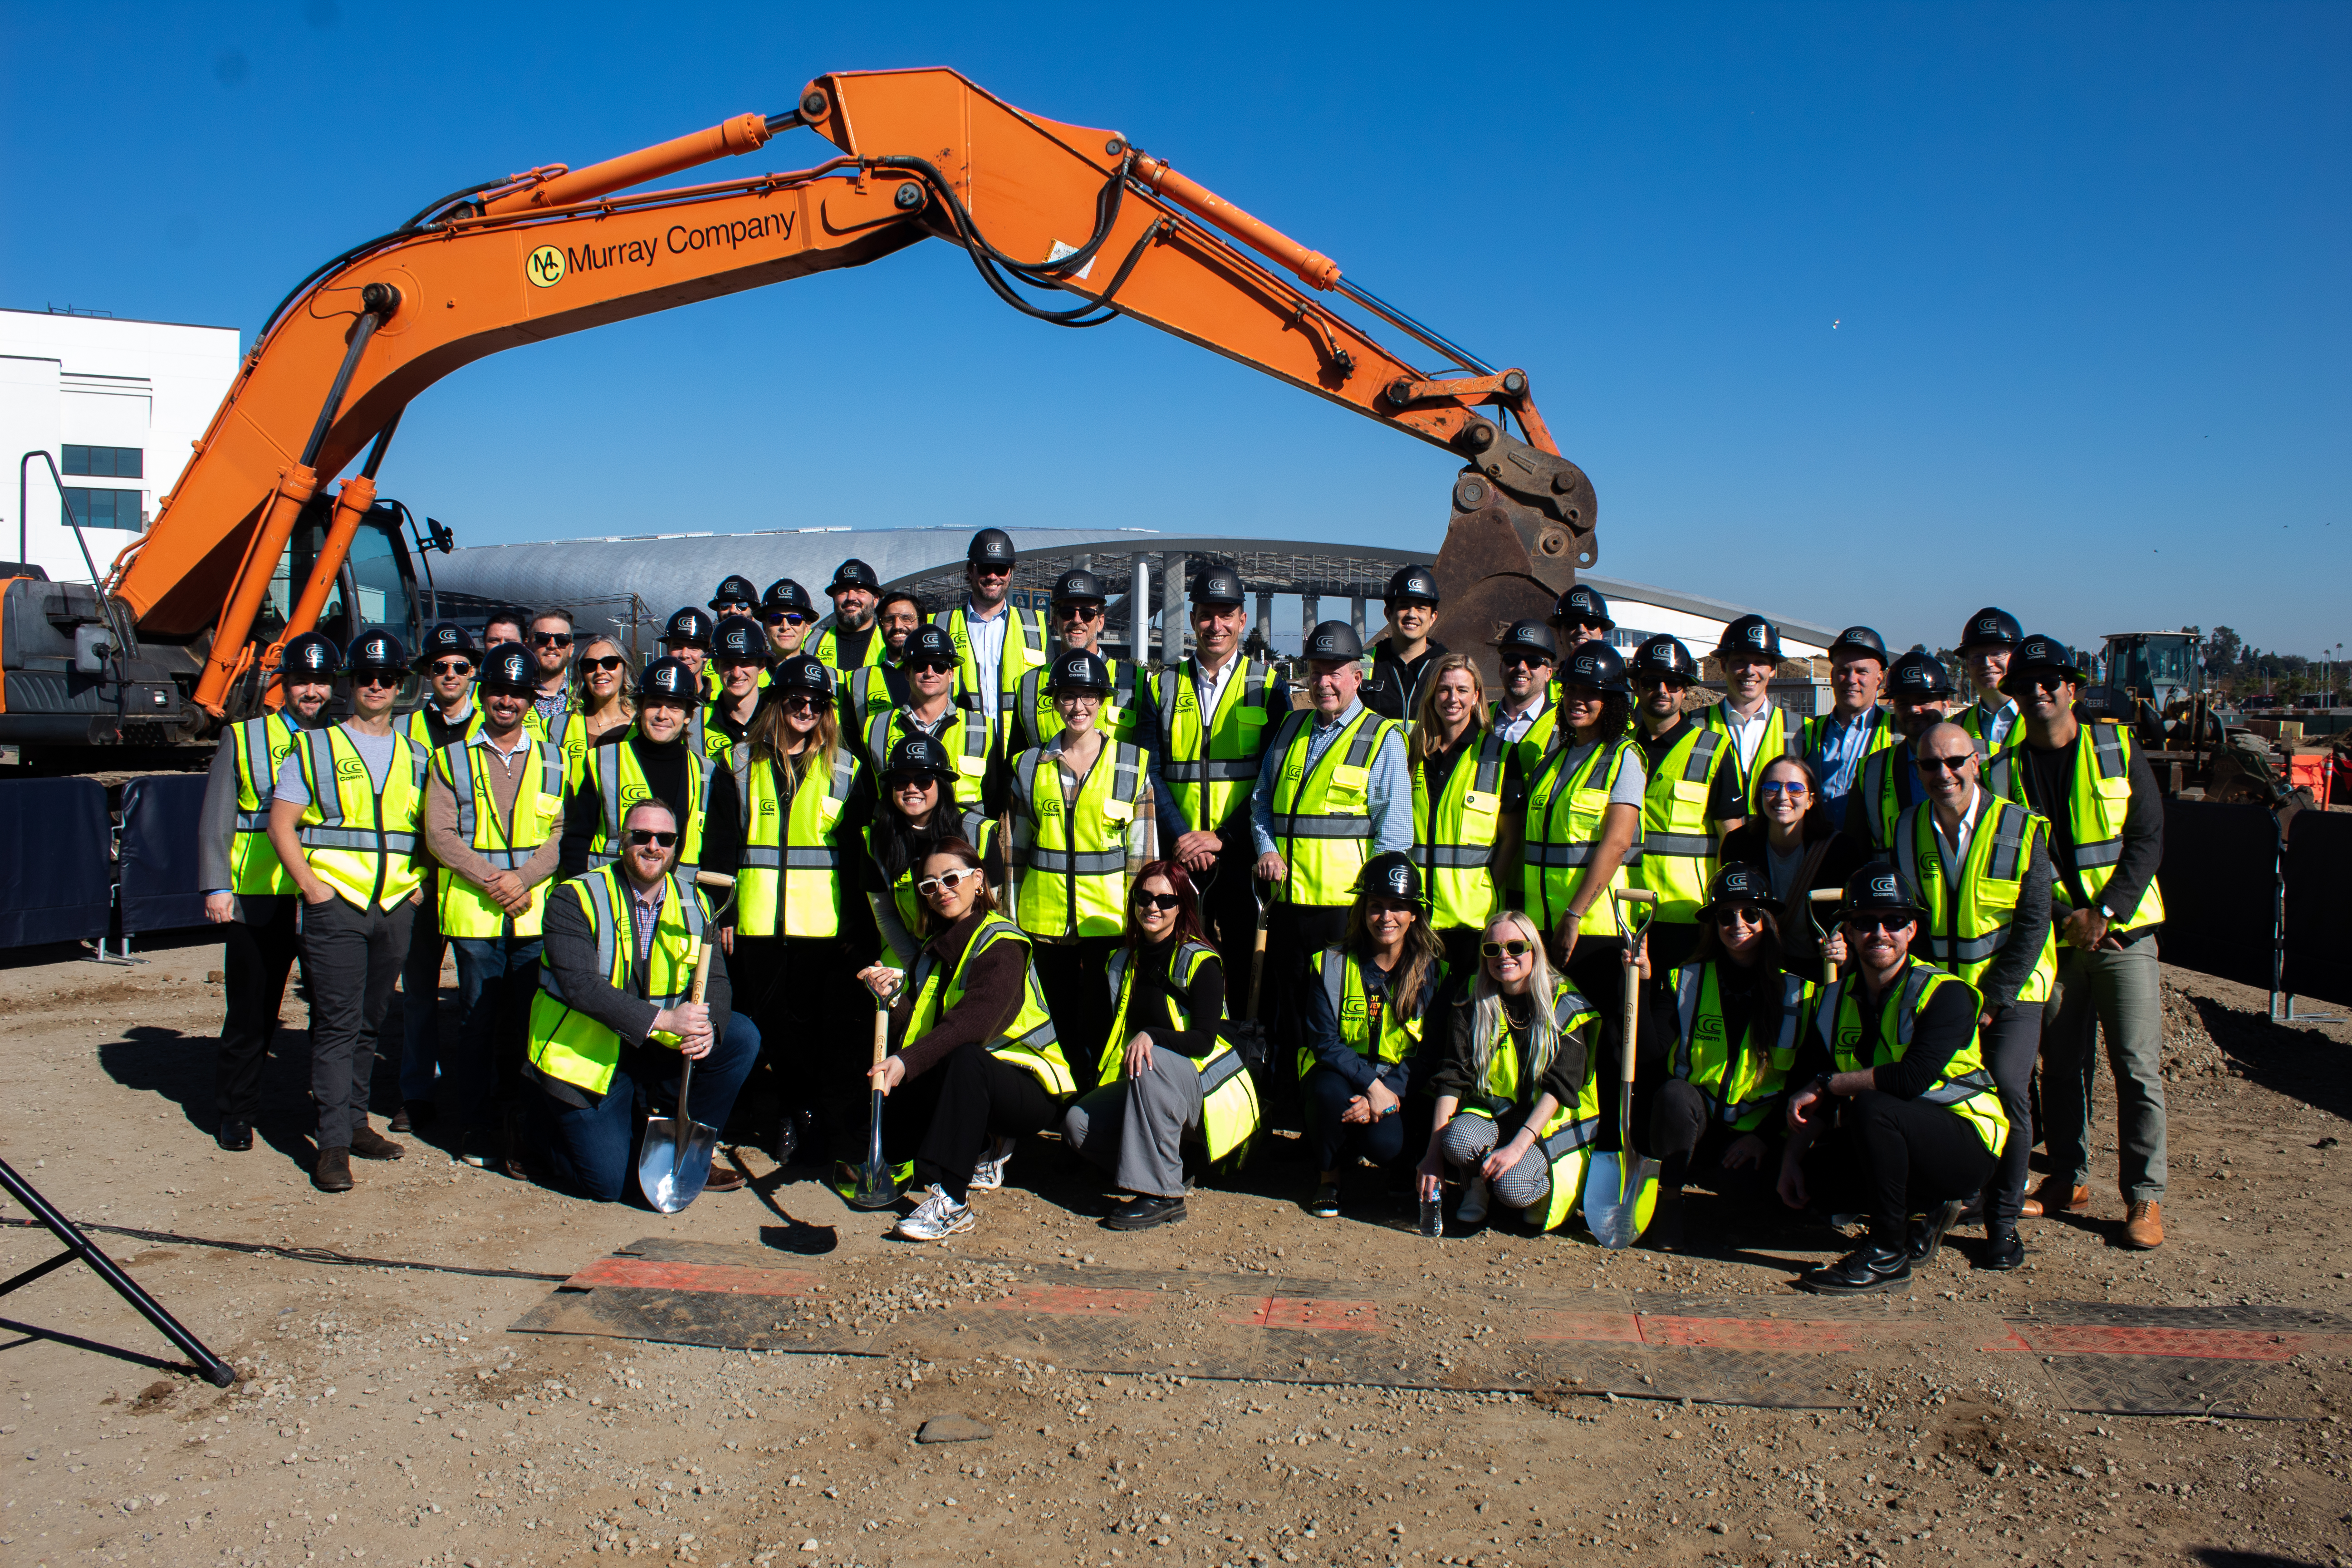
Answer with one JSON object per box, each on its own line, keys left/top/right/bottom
{"left": 1582, "top": 1152, "right": 1662, "bottom": 1250}
{"left": 844, "top": 1089, "right": 903, "bottom": 1210}
{"left": 637, "top": 1113, "right": 720, "bottom": 1215}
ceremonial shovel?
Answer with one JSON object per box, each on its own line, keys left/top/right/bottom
{"left": 637, "top": 871, "right": 736, "bottom": 1214}
{"left": 1583, "top": 887, "right": 1660, "bottom": 1250}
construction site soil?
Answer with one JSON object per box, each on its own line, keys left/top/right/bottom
{"left": 1, "top": 935, "right": 2347, "bottom": 1568}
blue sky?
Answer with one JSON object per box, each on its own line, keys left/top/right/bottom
{"left": 5, "top": 3, "right": 2346, "bottom": 656}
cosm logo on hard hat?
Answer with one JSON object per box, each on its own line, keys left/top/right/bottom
{"left": 1871, "top": 874, "right": 1898, "bottom": 899}
{"left": 1746, "top": 624, "right": 1769, "bottom": 647}
{"left": 1977, "top": 618, "right": 2001, "bottom": 637}
{"left": 525, "top": 245, "right": 566, "bottom": 289}
{"left": 1386, "top": 865, "right": 1411, "bottom": 897}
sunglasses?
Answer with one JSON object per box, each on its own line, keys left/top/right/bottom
{"left": 765, "top": 612, "right": 810, "bottom": 626}
{"left": 887, "top": 773, "right": 941, "bottom": 791}
{"left": 714, "top": 601, "right": 754, "bottom": 614}
{"left": 916, "top": 866, "right": 984, "bottom": 897}
{"left": 1132, "top": 891, "right": 1182, "bottom": 912}
{"left": 582, "top": 655, "right": 628, "bottom": 673}
{"left": 1919, "top": 754, "right": 1974, "bottom": 774}
{"left": 1846, "top": 914, "right": 1911, "bottom": 936}
{"left": 779, "top": 693, "right": 825, "bottom": 712}
{"left": 532, "top": 632, "right": 574, "bottom": 647}
{"left": 1058, "top": 604, "right": 1103, "bottom": 621}
{"left": 1480, "top": 938, "right": 1534, "bottom": 959}
{"left": 972, "top": 564, "right": 1012, "bottom": 578}
{"left": 1055, "top": 691, "right": 1103, "bottom": 706}
{"left": 1715, "top": 905, "right": 1768, "bottom": 928}
{"left": 355, "top": 674, "right": 401, "bottom": 690}
{"left": 1499, "top": 652, "right": 1552, "bottom": 669}
{"left": 624, "top": 829, "right": 679, "bottom": 848}
{"left": 2018, "top": 674, "right": 2071, "bottom": 693}
{"left": 1758, "top": 779, "right": 1809, "bottom": 796}
{"left": 907, "top": 659, "right": 956, "bottom": 676}
{"left": 429, "top": 659, "right": 474, "bottom": 676}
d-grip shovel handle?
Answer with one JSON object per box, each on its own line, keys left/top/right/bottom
{"left": 1808, "top": 887, "right": 1844, "bottom": 984}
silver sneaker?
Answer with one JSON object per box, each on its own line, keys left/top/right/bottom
{"left": 894, "top": 1185, "right": 975, "bottom": 1242}
{"left": 969, "top": 1136, "right": 1016, "bottom": 1192}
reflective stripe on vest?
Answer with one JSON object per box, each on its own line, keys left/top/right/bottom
{"left": 1413, "top": 728, "right": 1509, "bottom": 931}
{"left": 293, "top": 725, "right": 427, "bottom": 910}
{"left": 527, "top": 867, "right": 708, "bottom": 1097}
{"left": 1100, "top": 941, "right": 1259, "bottom": 1160}
{"left": 1523, "top": 736, "right": 1637, "bottom": 938}
{"left": 1013, "top": 740, "right": 1145, "bottom": 940}
{"left": 738, "top": 743, "right": 862, "bottom": 939}
{"left": 1702, "top": 698, "right": 1796, "bottom": 818}
{"left": 865, "top": 706, "right": 992, "bottom": 811}
{"left": 1267, "top": 707, "right": 1396, "bottom": 907}
{"left": 1892, "top": 795, "right": 2056, "bottom": 1004}
{"left": 1813, "top": 963, "right": 2008, "bottom": 1156}
{"left": 1632, "top": 725, "right": 1724, "bottom": 925}
{"left": 436, "top": 730, "right": 565, "bottom": 938}
{"left": 1452, "top": 978, "right": 1603, "bottom": 1232}
{"left": 1160, "top": 659, "right": 1275, "bottom": 832}
{"left": 1015, "top": 659, "right": 1150, "bottom": 751}
{"left": 906, "top": 916, "right": 1073, "bottom": 1098}
{"left": 1671, "top": 964, "right": 1806, "bottom": 1130}
{"left": 1301, "top": 946, "right": 1426, "bottom": 1080}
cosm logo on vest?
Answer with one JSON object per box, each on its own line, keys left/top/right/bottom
{"left": 524, "top": 210, "right": 798, "bottom": 289}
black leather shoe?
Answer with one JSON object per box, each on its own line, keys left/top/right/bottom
{"left": 348, "top": 1125, "right": 406, "bottom": 1161}
{"left": 1106, "top": 1194, "right": 1188, "bottom": 1231}
{"left": 1978, "top": 1227, "right": 2027, "bottom": 1272}
{"left": 1798, "top": 1245, "right": 1911, "bottom": 1295}
{"left": 215, "top": 1119, "right": 253, "bottom": 1152}
{"left": 312, "top": 1147, "right": 354, "bottom": 1193}
{"left": 1907, "top": 1198, "right": 1967, "bottom": 1267}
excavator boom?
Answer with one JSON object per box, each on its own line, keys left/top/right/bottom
{"left": 110, "top": 67, "right": 1597, "bottom": 718}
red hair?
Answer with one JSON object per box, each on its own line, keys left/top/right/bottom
{"left": 1124, "top": 860, "right": 1207, "bottom": 948}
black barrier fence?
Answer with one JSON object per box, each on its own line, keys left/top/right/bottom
{"left": 0, "top": 778, "right": 113, "bottom": 949}
{"left": 2282, "top": 810, "right": 2352, "bottom": 1009}
{"left": 2155, "top": 800, "right": 2280, "bottom": 992}
{"left": 117, "top": 775, "right": 209, "bottom": 938}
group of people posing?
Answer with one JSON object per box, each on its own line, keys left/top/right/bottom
{"left": 198, "top": 531, "right": 2169, "bottom": 1294}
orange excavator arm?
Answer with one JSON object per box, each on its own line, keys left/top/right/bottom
{"left": 120, "top": 67, "right": 1596, "bottom": 716}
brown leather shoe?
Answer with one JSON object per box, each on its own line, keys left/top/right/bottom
{"left": 704, "top": 1166, "right": 747, "bottom": 1194}
{"left": 2122, "top": 1200, "right": 2164, "bottom": 1250}
{"left": 348, "top": 1125, "right": 407, "bottom": 1161}
{"left": 2022, "top": 1180, "right": 2091, "bottom": 1218}
{"left": 312, "top": 1147, "right": 353, "bottom": 1193}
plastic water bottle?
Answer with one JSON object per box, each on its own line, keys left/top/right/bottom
{"left": 1417, "top": 1198, "right": 1443, "bottom": 1239}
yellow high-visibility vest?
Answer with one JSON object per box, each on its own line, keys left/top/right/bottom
{"left": 903, "top": 916, "right": 1073, "bottom": 1098}
{"left": 1891, "top": 794, "right": 2057, "bottom": 1004}
{"left": 1411, "top": 729, "right": 1510, "bottom": 932}
{"left": 1265, "top": 706, "right": 1399, "bottom": 907}
{"left": 1100, "top": 941, "right": 1260, "bottom": 1161}
{"left": 738, "top": 744, "right": 863, "bottom": 940}
{"left": 432, "top": 729, "right": 565, "bottom": 938}
{"left": 583, "top": 735, "right": 720, "bottom": 875}
{"left": 1667, "top": 962, "right": 1808, "bottom": 1132}
{"left": 1010, "top": 740, "right": 1147, "bottom": 940}
{"left": 1632, "top": 724, "right": 1726, "bottom": 926}
{"left": 290, "top": 724, "right": 428, "bottom": 911}
{"left": 1815, "top": 962, "right": 2008, "bottom": 1156}
{"left": 1453, "top": 976, "right": 1604, "bottom": 1232}
{"left": 1159, "top": 657, "right": 1277, "bottom": 833}
{"left": 527, "top": 867, "right": 706, "bottom": 1097}
{"left": 1523, "top": 735, "right": 1640, "bottom": 939}
{"left": 228, "top": 712, "right": 304, "bottom": 897}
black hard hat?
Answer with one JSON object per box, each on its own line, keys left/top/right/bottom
{"left": 637, "top": 656, "right": 700, "bottom": 704}
{"left": 1551, "top": 583, "right": 1613, "bottom": 631}
{"left": 346, "top": 628, "right": 408, "bottom": 678}
{"left": 1190, "top": 566, "right": 1246, "bottom": 607}
{"left": 477, "top": 642, "right": 536, "bottom": 696}
{"left": 769, "top": 653, "right": 834, "bottom": 700}
{"left": 1715, "top": 613, "right": 1783, "bottom": 662}
{"left": 713, "top": 614, "right": 766, "bottom": 665}
{"left": 1384, "top": 564, "right": 1440, "bottom": 606}
{"left": 884, "top": 733, "right": 954, "bottom": 782}
{"left": 662, "top": 607, "right": 715, "bottom": 650}
{"left": 1699, "top": 863, "right": 1780, "bottom": 918}
{"left": 827, "top": 558, "right": 880, "bottom": 595}
{"left": 709, "top": 574, "right": 760, "bottom": 612}
{"left": 1303, "top": 620, "right": 1364, "bottom": 662}
{"left": 1052, "top": 568, "right": 1107, "bottom": 604}
{"left": 279, "top": 631, "right": 341, "bottom": 681}
{"left": 967, "top": 528, "right": 1017, "bottom": 567}
{"left": 762, "top": 578, "right": 816, "bottom": 617}
{"left": 1558, "top": 640, "right": 1629, "bottom": 696}
{"left": 1888, "top": 647, "right": 1957, "bottom": 702}
{"left": 415, "top": 621, "right": 477, "bottom": 668}
{"left": 2001, "top": 633, "right": 2090, "bottom": 694}
{"left": 1826, "top": 625, "right": 1889, "bottom": 663}
{"left": 1496, "top": 619, "right": 1558, "bottom": 661}
{"left": 1355, "top": 850, "right": 1422, "bottom": 904}
{"left": 1956, "top": 607, "right": 2023, "bottom": 652}
{"left": 1842, "top": 862, "right": 1924, "bottom": 922}
{"left": 1050, "top": 650, "right": 1112, "bottom": 693}
{"left": 904, "top": 624, "right": 959, "bottom": 667}
{"left": 1627, "top": 634, "right": 1698, "bottom": 685}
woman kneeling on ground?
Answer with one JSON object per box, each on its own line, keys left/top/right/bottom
{"left": 1416, "top": 909, "right": 1604, "bottom": 1231}
{"left": 1635, "top": 863, "right": 1810, "bottom": 1252}
{"left": 1063, "top": 861, "right": 1262, "bottom": 1231}
{"left": 1778, "top": 866, "right": 2010, "bottom": 1294}
{"left": 1298, "top": 851, "right": 1445, "bottom": 1220}
{"left": 857, "top": 838, "right": 1073, "bottom": 1242}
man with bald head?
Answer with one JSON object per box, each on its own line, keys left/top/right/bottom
{"left": 1875, "top": 720, "right": 2054, "bottom": 1272}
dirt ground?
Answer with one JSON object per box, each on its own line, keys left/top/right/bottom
{"left": 1, "top": 933, "right": 2347, "bottom": 1568}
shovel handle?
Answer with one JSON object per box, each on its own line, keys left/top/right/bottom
{"left": 871, "top": 1000, "right": 890, "bottom": 1070}
{"left": 1808, "top": 887, "right": 1843, "bottom": 984}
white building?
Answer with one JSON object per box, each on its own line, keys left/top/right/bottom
{"left": 0, "top": 307, "right": 241, "bottom": 583}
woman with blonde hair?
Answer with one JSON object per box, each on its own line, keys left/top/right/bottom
{"left": 1408, "top": 653, "right": 1519, "bottom": 978}
{"left": 575, "top": 636, "right": 637, "bottom": 748}
{"left": 1416, "top": 907, "right": 1605, "bottom": 1230}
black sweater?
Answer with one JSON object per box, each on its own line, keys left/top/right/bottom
{"left": 1119, "top": 937, "right": 1227, "bottom": 1060}
{"left": 1789, "top": 960, "right": 1976, "bottom": 1101}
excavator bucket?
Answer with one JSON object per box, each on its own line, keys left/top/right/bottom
{"left": 1428, "top": 431, "right": 1598, "bottom": 692}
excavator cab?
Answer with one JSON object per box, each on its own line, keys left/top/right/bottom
{"left": 240, "top": 497, "right": 431, "bottom": 720}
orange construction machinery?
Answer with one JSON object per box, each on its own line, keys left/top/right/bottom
{"left": 1, "top": 67, "right": 1597, "bottom": 758}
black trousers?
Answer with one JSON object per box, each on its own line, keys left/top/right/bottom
{"left": 218, "top": 895, "right": 302, "bottom": 1124}
{"left": 1303, "top": 1063, "right": 1407, "bottom": 1175}
{"left": 882, "top": 1039, "right": 1061, "bottom": 1203}
{"left": 299, "top": 896, "right": 416, "bottom": 1150}
{"left": 1643, "top": 1077, "right": 1775, "bottom": 1198}
{"left": 1983, "top": 1002, "right": 2044, "bottom": 1227}
{"left": 1033, "top": 936, "right": 1120, "bottom": 1091}
{"left": 734, "top": 932, "right": 875, "bottom": 1159}
{"left": 1264, "top": 902, "right": 1350, "bottom": 1134}
{"left": 1193, "top": 832, "right": 1264, "bottom": 1019}
{"left": 1802, "top": 1090, "right": 1999, "bottom": 1249}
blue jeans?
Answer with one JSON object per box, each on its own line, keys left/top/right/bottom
{"left": 448, "top": 935, "right": 543, "bottom": 1137}
{"left": 536, "top": 1012, "right": 760, "bottom": 1203}
{"left": 399, "top": 901, "right": 446, "bottom": 1104}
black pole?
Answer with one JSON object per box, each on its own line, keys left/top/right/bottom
{"left": 0, "top": 1157, "right": 236, "bottom": 1387}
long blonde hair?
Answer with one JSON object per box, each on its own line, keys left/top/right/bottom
{"left": 577, "top": 637, "right": 636, "bottom": 721}
{"left": 1408, "top": 653, "right": 1488, "bottom": 769}
{"left": 1470, "top": 910, "right": 1568, "bottom": 1088}
{"left": 748, "top": 693, "right": 841, "bottom": 789}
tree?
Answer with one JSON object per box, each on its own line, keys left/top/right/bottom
{"left": 2202, "top": 626, "right": 2242, "bottom": 678}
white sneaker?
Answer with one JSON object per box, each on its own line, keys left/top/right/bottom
{"left": 894, "top": 1185, "right": 975, "bottom": 1242}
{"left": 969, "top": 1137, "right": 1016, "bottom": 1192}
{"left": 1456, "top": 1176, "right": 1491, "bottom": 1227}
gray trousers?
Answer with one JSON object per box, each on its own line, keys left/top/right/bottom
{"left": 2043, "top": 940, "right": 2166, "bottom": 1202}
{"left": 1063, "top": 1045, "right": 1204, "bottom": 1200}
{"left": 300, "top": 895, "right": 415, "bottom": 1150}
{"left": 1438, "top": 1112, "right": 1552, "bottom": 1210}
